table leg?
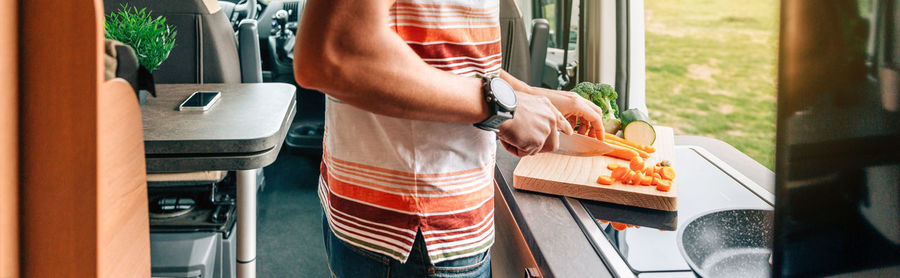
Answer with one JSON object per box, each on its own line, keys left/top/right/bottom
{"left": 236, "top": 169, "right": 257, "bottom": 278}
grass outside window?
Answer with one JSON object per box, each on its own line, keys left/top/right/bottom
{"left": 644, "top": 0, "right": 779, "bottom": 169}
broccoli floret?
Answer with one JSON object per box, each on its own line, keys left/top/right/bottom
{"left": 571, "top": 82, "right": 622, "bottom": 133}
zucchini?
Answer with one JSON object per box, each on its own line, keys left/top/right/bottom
{"left": 621, "top": 109, "right": 656, "bottom": 145}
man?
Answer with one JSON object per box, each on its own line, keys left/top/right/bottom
{"left": 294, "top": 0, "right": 605, "bottom": 276}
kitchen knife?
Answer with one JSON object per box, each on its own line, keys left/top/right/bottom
{"left": 554, "top": 132, "right": 615, "bottom": 156}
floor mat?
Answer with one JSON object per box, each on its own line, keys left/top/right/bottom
{"left": 257, "top": 149, "right": 330, "bottom": 277}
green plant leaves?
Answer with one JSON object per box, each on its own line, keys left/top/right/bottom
{"left": 105, "top": 4, "right": 177, "bottom": 72}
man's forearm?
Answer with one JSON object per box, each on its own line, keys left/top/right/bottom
{"left": 294, "top": 0, "right": 490, "bottom": 125}
{"left": 499, "top": 70, "right": 576, "bottom": 111}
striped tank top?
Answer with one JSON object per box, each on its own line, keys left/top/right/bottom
{"left": 318, "top": 0, "right": 502, "bottom": 264}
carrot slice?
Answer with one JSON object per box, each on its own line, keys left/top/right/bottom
{"left": 607, "top": 163, "right": 622, "bottom": 170}
{"left": 656, "top": 180, "right": 672, "bottom": 192}
{"left": 611, "top": 167, "right": 628, "bottom": 180}
{"left": 596, "top": 175, "right": 615, "bottom": 185}
{"left": 621, "top": 170, "right": 635, "bottom": 183}
{"left": 640, "top": 175, "right": 653, "bottom": 185}
{"left": 656, "top": 183, "right": 672, "bottom": 192}
{"left": 604, "top": 145, "right": 639, "bottom": 161}
{"left": 606, "top": 134, "right": 655, "bottom": 153}
{"left": 660, "top": 167, "right": 676, "bottom": 180}
{"left": 630, "top": 172, "right": 644, "bottom": 185}
{"left": 651, "top": 176, "right": 660, "bottom": 186}
{"left": 629, "top": 157, "right": 644, "bottom": 171}
{"left": 610, "top": 222, "right": 627, "bottom": 231}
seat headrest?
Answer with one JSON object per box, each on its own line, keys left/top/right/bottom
{"left": 104, "top": 0, "right": 222, "bottom": 15}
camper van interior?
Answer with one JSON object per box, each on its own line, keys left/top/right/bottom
{"left": 1, "top": 0, "right": 899, "bottom": 277}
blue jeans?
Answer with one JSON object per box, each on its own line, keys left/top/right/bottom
{"left": 322, "top": 215, "right": 491, "bottom": 278}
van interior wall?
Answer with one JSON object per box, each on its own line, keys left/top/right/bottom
{"left": 0, "top": 0, "right": 17, "bottom": 277}
{"left": 18, "top": 0, "right": 151, "bottom": 277}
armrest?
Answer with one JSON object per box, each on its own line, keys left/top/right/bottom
{"left": 238, "top": 19, "right": 263, "bottom": 83}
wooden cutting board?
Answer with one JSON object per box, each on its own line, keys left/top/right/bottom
{"left": 513, "top": 126, "right": 678, "bottom": 211}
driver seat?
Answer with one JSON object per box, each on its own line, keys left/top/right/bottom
{"left": 103, "top": 0, "right": 260, "bottom": 83}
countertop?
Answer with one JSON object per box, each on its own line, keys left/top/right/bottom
{"left": 493, "top": 136, "right": 775, "bottom": 277}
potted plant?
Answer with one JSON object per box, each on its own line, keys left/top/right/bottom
{"left": 105, "top": 4, "right": 177, "bottom": 104}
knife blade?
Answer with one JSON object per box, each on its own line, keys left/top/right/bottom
{"left": 554, "top": 132, "right": 615, "bottom": 157}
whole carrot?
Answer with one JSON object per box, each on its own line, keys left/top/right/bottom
{"left": 606, "top": 134, "right": 655, "bottom": 153}
{"left": 604, "top": 145, "right": 640, "bottom": 161}
{"left": 605, "top": 138, "right": 651, "bottom": 159}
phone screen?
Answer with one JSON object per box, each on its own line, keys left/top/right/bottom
{"left": 183, "top": 92, "right": 220, "bottom": 108}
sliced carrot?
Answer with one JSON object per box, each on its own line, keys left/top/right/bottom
{"left": 621, "top": 170, "right": 635, "bottom": 183}
{"left": 630, "top": 172, "right": 644, "bottom": 185}
{"left": 598, "top": 219, "right": 609, "bottom": 223}
{"left": 596, "top": 175, "right": 615, "bottom": 185}
{"left": 640, "top": 175, "right": 653, "bottom": 186}
{"left": 653, "top": 173, "right": 662, "bottom": 180}
{"left": 651, "top": 176, "right": 660, "bottom": 186}
{"left": 604, "top": 145, "right": 639, "bottom": 161}
{"left": 607, "top": 163, "right": 622, "bottom": 170}
{"left": 629, "top": 157, "right": 645, "bottom": 171}
{"left": 610, "top": 222, "right": 627, "bottom": 231}
{"left": 656, "top": 180, "right": 672, "bottom": 192}
{"left": 611, "top": 167, "right": 628, "bottom": 180}
{"left": 656, "top": 183, "right": 672, "bottom": 192}
{"left": 604, "top": 139, "right": 651, "bottom": 159}
{"left": 660, "top": 167, "right": 676, "bottom": 180}
{"left": 605, "top": 134, "right": 655, "bottom": 153}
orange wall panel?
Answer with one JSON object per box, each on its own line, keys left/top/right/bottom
{"left": 0, "top": 0, "right": 18, "bottom": 277}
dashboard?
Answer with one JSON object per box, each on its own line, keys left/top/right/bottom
{"left": 257, "top": 0, "right": 305, "bottom": 40}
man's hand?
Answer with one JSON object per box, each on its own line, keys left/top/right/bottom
{"left": 553, "top": 92, "right": 606, "bottom": 139}
{"left": 499, "top": 71, "right": 605, "bottom": 139}
{"left": 497, "top": 92, "right": 573, "bottom": 157}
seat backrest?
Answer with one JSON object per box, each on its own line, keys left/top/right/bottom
{"left": 529, "top": 19, "right": 551, "bottom": 87}
{"left": 499, "top": 0, "right": 531, "bottom": 84}
{"left": 104, "top": 0, "right": 242, "bottom": 83}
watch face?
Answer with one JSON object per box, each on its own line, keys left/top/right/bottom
{"left": 490, "top": 78, "right": 517, "bottom": 109}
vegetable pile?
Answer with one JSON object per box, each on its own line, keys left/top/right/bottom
{"left": 597, "top": 157, "right": 675, "bottom": 192}
{"left": 571, "top": 82, "right": 622, "bottom": 134}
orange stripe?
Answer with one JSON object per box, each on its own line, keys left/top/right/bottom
{"left": 389, "top": 10, "right": 498, "bottom": 19}
{"left": 391, "top": 19, "right": 499, "bottom": 27}
{"left": 393, "top": 2, "right": 499, "bottom": 13}
{"left": 328, "top": 158, "right": 488, "bottom": 185}
{"left": 394, "top": 25, "right": 500, "bottom": 44}
{"left": 328, "top": 172, "right": 493, "bottom": 213}
{"left": 327, "top": 166, "right": 490, "bottom": 195}
{"left": 327, "top": 153, "right": 486, "bottom": 178}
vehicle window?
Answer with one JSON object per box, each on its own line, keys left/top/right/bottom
{"left": 644, "top": 0, "right": 780, "bottom": 169}
{"left": 533, "top": 0, "right": 579, "bottom": 51}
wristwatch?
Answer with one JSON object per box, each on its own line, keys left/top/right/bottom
{"left": 474, "top": 76, "right": 517, "bottom": 132}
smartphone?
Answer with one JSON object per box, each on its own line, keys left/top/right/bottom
{"left": 178, "top": 91, "right": 221, "bottom": 111}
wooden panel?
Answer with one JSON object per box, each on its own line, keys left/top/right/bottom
{"left": 0, "top": 0, "right": 17, "bottom": 277}
{"left": 513, "top": 127, "right": 678, "bottom": 211}
{"left": 20, "top": 0, "right": 150, "bottom": 277}
{"left": 97, "top": 79, "right": 151, "bottom": 277}
{"left": 20, "top": 0, "right": 102, "bottom": 275}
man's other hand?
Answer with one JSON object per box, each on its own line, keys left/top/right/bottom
{"left": 497, "top": 92, "right": 572, "bottom": 157}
